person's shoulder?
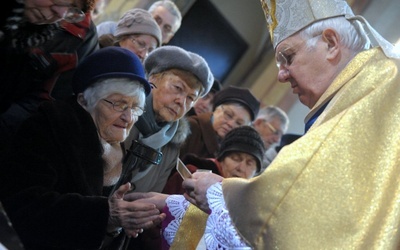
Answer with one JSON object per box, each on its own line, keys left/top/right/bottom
{"left": 96, "top": 20, "right": 117, "bottom": 36}
{"left": 187, "top": 112, "right": 212, "bottom": 124}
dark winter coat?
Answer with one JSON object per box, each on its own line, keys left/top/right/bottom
{"left": 0, "top": 98, "right": 115, "bottom": 250}
{"left": 179, "top": 112, "right": 220, "bottom": 160}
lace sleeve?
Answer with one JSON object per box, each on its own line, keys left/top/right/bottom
{"left": 162, "top": 184, "right": 252, "bottom": 249}
{"left": 163, "top": 195, "right": 189, "bottom": 246}
{"left": 204, "top": 182, "right": 252, "bottom": 249}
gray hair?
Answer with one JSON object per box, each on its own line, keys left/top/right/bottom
{"left": 256, "top": 106, "right": 289, "bottom": 133}
{"left": 300, "top": 16, "right": 371, "bottom": 57}
{"left": 148, "top": 0, "right": 182, "bottom": 31}
{"left": 82, "top": 78, "right": 146, "bottom": 112}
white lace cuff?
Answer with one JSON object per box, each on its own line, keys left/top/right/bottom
{"left": 163, "top": 195, "right": 190, "bottom": 246}
{"left": 162, "top": 183, "right": 251, "bottom": 249}
{"left": 204, "top": 182, "right": 251, "bottom": 249}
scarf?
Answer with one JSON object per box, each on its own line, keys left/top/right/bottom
{"left": 134, "top": 94, "right": 178, "bottom": 149}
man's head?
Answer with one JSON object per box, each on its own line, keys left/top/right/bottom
{"left": 148, "top": 0, "right": 182, "bottom": 44}
{"left": 211, "top": 86, "right": 260, "bottom": 139}
{"left": 253, "top": 106, "right": 289, "bottom": 150}
{"left": 145, "top": 46, "right": 213, "bottom": 123}
{"left": 260, "top": 0, "right": 371, "bottom": 108}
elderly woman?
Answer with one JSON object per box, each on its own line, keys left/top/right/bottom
{"left": 179, "top": 85, "right": 260, "bottom": 160}
{"left": 99, "top": 8, "right": 162, "bottom": 63}
{"left": 0, "top": 47, "right": 165, "bottom": 249}
{"left": 123, "top": 45, "right": 214, "bottom": 193}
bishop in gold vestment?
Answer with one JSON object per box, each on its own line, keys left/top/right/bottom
{"left": 181, "top": 0, "right": 400, "bottom": 249}
{"left": 223, "top": 47, "right": 400, "bottom": 249}
{"left": 175, "top": 51, "right": 400, "bottom": 249}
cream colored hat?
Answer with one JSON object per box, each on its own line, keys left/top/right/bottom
{"left": 260, "top": 0, "right": 400, "bottom": 58}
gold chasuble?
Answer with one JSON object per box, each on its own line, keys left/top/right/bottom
{"left": 171, "top": 204, "right": 208, "bottom": 249}
{"left": 222, "top": 48, "right": 400, "bottom": 249}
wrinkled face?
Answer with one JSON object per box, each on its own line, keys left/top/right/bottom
{"left": 151, "top": 6, "right": 180, "bottom": 44}
{"left": 276, "top": 33, "right": 331, "bottom": 108}
{"left": 119, "top": 34, "right": 158, "bottom": 63}
{"left": 193, "top": 92, "right": 216, "bottom": 115}
{"left": 25, "top": 0, "right": 84, "bottom": 24}
{"left": 212, "top": 104, "right": 252, "bottom": 138}
{"left": 90, "top": 93, "right": 144, "bottom": 144}
{"left": 150, "top": 72, "right": 200, "bottom": 122}
{"left": 220, "top": 152, "right": 258, "bottom": 179}
{"left": 253, "top": 117, "right": 283, "bottom": 149}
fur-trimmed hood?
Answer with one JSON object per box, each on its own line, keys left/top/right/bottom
{"left": 169, "top": 116, "right": 190, "bottom": 146}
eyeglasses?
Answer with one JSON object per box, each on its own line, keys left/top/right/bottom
{"left": 130, "top": 37, "right": 155, "bottom": 54}
{"left": 220, "top": 106, "right": 246, "bottom": 127}
{"left": 265, "top": 122, "right": 283, "bottom": 136}
{"left": 275, "top": 34, "right": 321, "bottom": 68}
{"left": 53, "top": 0, "right": 85, "bottom": 23}
{"left": 62, "top": 7, "right": 85, "bottom": 23}
{"left": 102, "top": 99, "right": 145, "bottom": 116}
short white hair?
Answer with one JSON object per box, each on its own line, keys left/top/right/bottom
{"left": 82, "top": 78, "right": 146, "bottom": 112}
{"left": 148, "top": 0, "right": 182, "bottom": 31}
{"left": 256, "top": 106, "right": 289, "bottom": 133}
{"left": 300, "top": 16, "right": 370, "bottom": 57}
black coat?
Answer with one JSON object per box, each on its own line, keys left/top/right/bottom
{"left": 0, "top": 98, "right": 112, "bottom": 249}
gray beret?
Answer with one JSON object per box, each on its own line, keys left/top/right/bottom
{"left": 144, "top": 45, "right": 214, "bottom": 97}
{"left": 115, "top": 8, "right": 162, "bottom": 47}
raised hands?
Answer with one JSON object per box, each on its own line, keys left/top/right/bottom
{"left": 108, "top": 183, "right": 166, "bottom": 238}
{"left": 124, "top": 192, "right": 169, "bottom": 211}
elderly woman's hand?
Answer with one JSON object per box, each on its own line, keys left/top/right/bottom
{"left": 108, "top": 183, "right": 166, "bottom": 238}
{"left": 182, "top": 172, "right": 224, "bottom": 213}
{"left": 124, "top": 192, "right": 169, "bottom": 211}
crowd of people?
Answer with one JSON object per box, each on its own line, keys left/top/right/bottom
{"left": 1, "top": 0, "right": 399, "bottom": 249}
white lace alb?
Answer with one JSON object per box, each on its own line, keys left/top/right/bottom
{"left": 164, "top": 183, "right": 252, "bottom": 249}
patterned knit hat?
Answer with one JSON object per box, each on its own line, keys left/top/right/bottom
{"left": 217, "top": 126, "right": 265, "bottom": 172}
{"left": 115, "top": 8, "right": 162, "bottom": 47}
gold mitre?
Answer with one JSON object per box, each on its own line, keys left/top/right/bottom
{"left": 260, "top": 0, "right": 355, "bottom": 49}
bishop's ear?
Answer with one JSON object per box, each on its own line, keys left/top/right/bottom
{"left": 322, "top": 28, "right": 340, "bottom": 60}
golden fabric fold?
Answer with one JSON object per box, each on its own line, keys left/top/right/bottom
{"left": 171, "top": 204, "right": 208, "bottom": 250}
{"left": 223, "top": 48, "right": 400, "bottom": 249}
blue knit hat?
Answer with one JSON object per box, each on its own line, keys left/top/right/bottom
{"left": 72, "top": 47, "right": 151, "bottom": 95}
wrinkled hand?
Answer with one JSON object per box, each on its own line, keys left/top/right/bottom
{"left": 182, "top": 172, "right": 224, "bottom": 213}
{"left": 108, "top": 183, "right": 166, "bottom": 237}
{"left": 124, "top": 192, "right": 169, "bottom": 211}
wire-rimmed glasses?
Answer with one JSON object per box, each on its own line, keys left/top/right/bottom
{"left": 102, "top": 99, "right": 145, "bottom": 116}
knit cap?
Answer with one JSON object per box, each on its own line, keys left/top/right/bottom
{"left": 213, "top": 86, "right": 260, "bottom": 121}
{"left": 217, "top": 126, "right": 265, "bottom": 172}
{"left": 115, "top": 8, "right": 162, "bottom": 47}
